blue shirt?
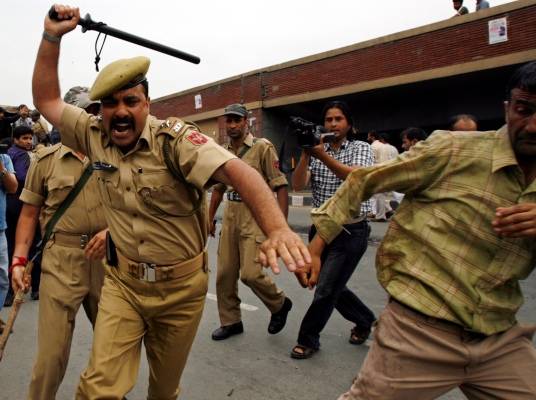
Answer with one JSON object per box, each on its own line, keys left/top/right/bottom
{"left": 0, "top": 154, "right": 15, "bottom": 230}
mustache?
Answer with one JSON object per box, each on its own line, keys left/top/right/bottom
{"left": 516, "top": 131, "right": 536, "bottom": 141}
{"left": 110, "top": 116, "right": 135, "bottom": 128}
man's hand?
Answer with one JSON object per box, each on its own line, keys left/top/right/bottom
{"left": 44, "top": 4, "right": 80, "bottom": 38}
{"left": 298, "top": 233, "right": 325, "bottom": 289}
{"left": 84, "top": 229, "right": 108, "bottom": 260}
{"left": 258, "top": 227, "right": 310, "bottom": 274}
{"left": 493, "top": 203, "right": 536, "bottom": 238}
{"left": 11, "top": 266, "right": 31, "bottom": 293}
{"left": 303, "top": 140, "right": 326, "bottom": 159}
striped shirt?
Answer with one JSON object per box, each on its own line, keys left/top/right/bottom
{"left": 309, "top": 139, "right": 374, "bottom": 216}
{"left": 312, "top": 127, "right": 536, "bottom": 335}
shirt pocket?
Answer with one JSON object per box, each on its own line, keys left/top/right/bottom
{"left": 96, "top": 170, "right": 123, "bottom": 210}
{"left": 45, "top": 175, "right": 75, "bottom": 207}
{"left": 135, "top": 171, "right": 199, "bottom": 217}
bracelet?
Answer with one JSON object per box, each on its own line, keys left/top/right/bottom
{"left": 9, "top": 263, "right": 26, "bottom": 275}
{"left": 42, "top": 31, "right": 61, "bottom": 44}
{"left": 13, "top": 255, "right": 28, "bottom": 265}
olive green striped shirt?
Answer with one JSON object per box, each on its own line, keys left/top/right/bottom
{"left": 311, "top": 127, "right": 536, "bottom": 335}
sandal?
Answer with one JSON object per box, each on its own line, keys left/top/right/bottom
{"left": 290, "top": 344, "right": 318, "bottom": 359}
{"left": 349, "top": 326, "right": 370, "bottom": 345}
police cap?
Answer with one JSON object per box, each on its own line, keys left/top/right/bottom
{"left": 89, "top": 56, "right": 150, "bottom": 101}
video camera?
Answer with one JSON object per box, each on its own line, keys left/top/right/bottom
{"left": 289, "top": 116, "right": 336, "bottom": 149}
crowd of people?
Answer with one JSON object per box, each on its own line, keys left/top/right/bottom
{"left": 0, "top": 3, "right": 534, "bottom": 400}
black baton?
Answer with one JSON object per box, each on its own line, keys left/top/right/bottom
{"left": 48, "top": 7, "right": 201, "bottom": 64}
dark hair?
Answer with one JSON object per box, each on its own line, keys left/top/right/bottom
{"left": 449, "top": 114, "right": 478, "bottom": 130}
{"left": 0, "top": 107, "right": 5, "bottom": 114}
{"left": 321, "top": 100, "right": 358, "bottom": 140}
{"left": 379, "top": 132, "right": 391, "bottom": 143}
{"left": 401, "top": 127, "right": 427, "bottom": 142}
{"left": 368, "top": 130, "right": 380, "bottom": 140}
{"left": 506, "top": 61, "right": 536, "bottom": 100}
{"left": 13, "top": 125, "right": 33, "bottom": 139}
{"left": 18, "top": 104, "right": 28, "bottom": 111}
{"left": 141, "top": 79, "right": 149, "bottom": 98}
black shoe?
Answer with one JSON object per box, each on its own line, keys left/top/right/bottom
{"left": 3, "top": 293, "right": 14, "bottom": 307}
{"left": 31, "top": 291, "right": 39, "bottom": 301}
{"left": 211, "top": 321, "right": 244, "bottom": 341}
{"left": 349, "top": 325, "right": 371, "bottom": 345}
{"left": 268, "top": 297, "right": 292, "bottom": 334}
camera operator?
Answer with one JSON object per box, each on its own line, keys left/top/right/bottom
{"left": 290, "top": 100, "right": 376, "bottom": 359}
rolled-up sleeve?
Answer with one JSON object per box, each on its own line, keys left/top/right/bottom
{"left": 19, "top": 159, "right": 45, "bottom": 207}
{"left": 177, "top": 128, "right": 237, "bottom": 190}
{"left": 261, "top": 144, "right": 288, "bottom": 190}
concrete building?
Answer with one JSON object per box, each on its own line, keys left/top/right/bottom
{"left": 151, "top": 0, "right": 536, "bottom": 162}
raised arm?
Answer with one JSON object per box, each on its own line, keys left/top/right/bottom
{"left": 32, "top": 5, "right": 80, "bottom": 128}
{"left": 291, "top": 151, "right": 311, "bottom": 191}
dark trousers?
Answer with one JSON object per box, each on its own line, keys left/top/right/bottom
{"left": 297, "top": 221, "right": 375, "bottom": 349}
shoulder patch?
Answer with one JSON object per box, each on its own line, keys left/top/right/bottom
{"left": 156, "top": 117, "right": 189, "bottom": 139}
{"left": 185, "top": 130, "right": 208, "bottom": 146}
{"left": 34, "top": 143, "right": 61, "bottom": 161}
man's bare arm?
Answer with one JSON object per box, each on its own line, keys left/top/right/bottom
{"left": 11, "top": 204, "right": 40, "bottom": 292}
{"left": 291, "top": 152, "right": 311, "bottom": 191}
{"left": 275, "top": 185, "right": 289, "bottom": 219}
{"left": 32, "top": 5, "right": 80, "bottom": 127}
{"left": 212, "top": 159, "right": 310, "bottom": 273}
{"left": 0, "top": 161, "right": 17, "bottom": 194}
{"left": 207, "top": 187, "right": 224, "bottom": 237}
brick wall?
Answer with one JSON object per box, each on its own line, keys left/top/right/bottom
{"left": 151, "top": 3, "right": 536, "bottom": 119}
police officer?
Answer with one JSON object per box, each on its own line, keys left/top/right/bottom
{"left": 11, "top": 87, "right": 107, "bottom": 400}
{"left": 32, "top": 5, "right": 309, "bottom": 399}
{"left": 209, "top": 104, "right": 292, "bottom": 340}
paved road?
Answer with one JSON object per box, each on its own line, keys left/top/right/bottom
{"left": 1, "top": 208, "right": 535, "bottom": 399}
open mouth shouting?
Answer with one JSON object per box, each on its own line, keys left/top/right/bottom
{"left": 110, "top": 117, "right": 135, "bottom": 139}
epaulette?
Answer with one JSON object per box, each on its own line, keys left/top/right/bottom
{"left": 34, "top": 143, "right": 61, "bottom": 161}
{"left": 156, "top": 117, "right": 199, "bottom": 139}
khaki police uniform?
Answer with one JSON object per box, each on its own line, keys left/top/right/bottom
{"left": 19, "top": 144, "right": 106, "bottom": 400}
{"left": 60, "top": 105, "right": 235, "bottom": 399}
{"left": 216, "top": 133, "right": 288, "bottom": 326}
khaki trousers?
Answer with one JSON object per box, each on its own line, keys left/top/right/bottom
{"left": 76, "top": 262, "right": 208, "bottom": 400}
{"left": 339, "top": 299, "right": 536, "bottom": 400}
{"left": 28, "top": 242, "right": 104, "bottom": 400}
{"left": 216, "top": 201, "right": 284, "bottom": 326}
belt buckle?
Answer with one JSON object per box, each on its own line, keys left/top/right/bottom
{"left": 80, "top": 234, "right": 89, "bottom": 249}
{"left": 139, "top": 263, "right": 156, "bottom": 282}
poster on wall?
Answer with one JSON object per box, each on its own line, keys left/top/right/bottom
{"left": 194, "top": 94, "right": 202, "bottom": 109}
{"left": 488, "top": 17, "right": 508, "bottom": 45}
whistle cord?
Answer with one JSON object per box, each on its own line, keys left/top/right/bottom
{"left": 94, "top": 32, "right": 108, "bottom": 72}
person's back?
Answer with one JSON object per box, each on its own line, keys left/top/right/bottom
{"left": 310, "top": 60, "right": 536, "bottom": 400}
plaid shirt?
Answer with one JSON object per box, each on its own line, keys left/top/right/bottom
{"left": 312, "top": 127, "right": 536, "bottom": 335}
{"left": 309, "top": 139, "right": 374, "bottom": 215}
